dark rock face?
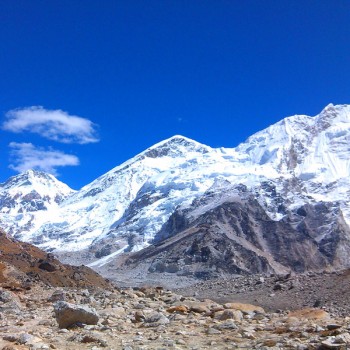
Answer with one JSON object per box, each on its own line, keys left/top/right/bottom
{"left": 94, "top": 245, "right": 112, "bottom": 259}
{"left": 38, "top": 260, "right": 57, "bottom": 272}
{"left": 121, "top": 186, "right": 350, "bottom": 280}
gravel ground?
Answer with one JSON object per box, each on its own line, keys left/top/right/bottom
{"left": 174, "top": 269, "right": 350, "bottom": 317}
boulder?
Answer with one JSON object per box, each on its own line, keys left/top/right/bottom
{"left": 143, "top": 312, "right": 169, "bottom": 327}
{"left": 223, "top": 302, "right": 265, "bottom": 314}
{"left": 288, "top": 308, "right": 330, "bottom": 321}
{"left": 53, "top": 301, "right": 99, "bottom": 328}
{"left": 0, "top": 289, "right": 21, "bottom": 314}
{"left": 219, "top": 309, "right": 241, "bottom": 321}
{"left": 166, "top": 305, "right": 188, "bottom": 314}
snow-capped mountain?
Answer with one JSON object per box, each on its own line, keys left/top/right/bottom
{"left": 29, "top": 136, "right": 223, "bottom": 253}
{"left": 111, "top": 184, "right": 350, "bottom": 285}
{"left": 1, "top": 104, "right": 350, "bottom": 276}
{"left": 236, "top": 103, "right": 350, "bottom": 220}
{"left": 237, "top": 103, "right": 350, "bottom": 182}
{"left": 0, "top": 170, "right": 74, "bottom": 239}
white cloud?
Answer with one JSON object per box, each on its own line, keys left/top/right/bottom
{"left": 9, "top": 142, "right": 79, "bottom": 176}
{"left": 3, "top": 106, "right": 99, "bottom": 144}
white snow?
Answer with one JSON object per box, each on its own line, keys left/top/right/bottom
{"left": 87, "top": 245, "right": 128, "bottom": 268}
{"left": 1, "top": 104, "right": 350, "bottom": 263}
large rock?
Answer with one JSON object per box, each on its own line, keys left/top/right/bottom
{"left": 53, "top": 301, "right": 99, "bottom": 328}
{"left": 143, "top": 312, "right": 169, "bottom": 327}
{"left": 0, "top": 289, "right": 21, "bottom": 314}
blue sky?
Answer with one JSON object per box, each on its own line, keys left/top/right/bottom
{"left": 1, "top": 1, "right": 350, "bottom": 189}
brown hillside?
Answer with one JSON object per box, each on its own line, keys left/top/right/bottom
{"left": 0, "top": 228, "right": 111, "bottom": 290}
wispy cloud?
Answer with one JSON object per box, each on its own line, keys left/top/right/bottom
{"left": 9, "top": 142, "right": 79, "bottom": 175}
{"left": 3, "top": 106, "right": 99, "bottom": 144}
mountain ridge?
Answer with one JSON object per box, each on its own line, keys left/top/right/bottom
{"left": 1, "top": 104, "right": 350, "bottom": 283}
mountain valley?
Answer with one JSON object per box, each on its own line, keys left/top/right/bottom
{"left": 1, "top": 104, "right": 350, "bottom": 287}
{"left": 2, "top": 104, "right": 350, "bottom": 349}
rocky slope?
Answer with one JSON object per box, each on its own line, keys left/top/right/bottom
{"left": 1, "top": 104, "right": 350, "bottom": 281}
{"left": 0, "top": 229, "right": 110, "bottom": 290}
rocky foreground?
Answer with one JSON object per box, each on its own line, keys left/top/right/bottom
{"left": 1, "top": 281, "right": 350, "bottom": 350}
{"left": 1, "top": 228, "right": 350, "bottom": 350}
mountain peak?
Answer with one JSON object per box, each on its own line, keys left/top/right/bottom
{"left": 3, "top": 169, "right": 62, "bottom": 187}
{"left": 1, "top": 169, "right": 74, "bottom": 198}
{"left": 320, "top": 103, "right": 350, "bottom": 113}
{"left": 150, "top": 135, "right": 204, "bottom": 148}
{"left": 142, "top": 135, "right": 211, "bottom": 159}
{"left": 318, "top": 103, "right": 350, "bottom": 120}
{"left": 23, "top": 169, "right": 53, "bottom": 180}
